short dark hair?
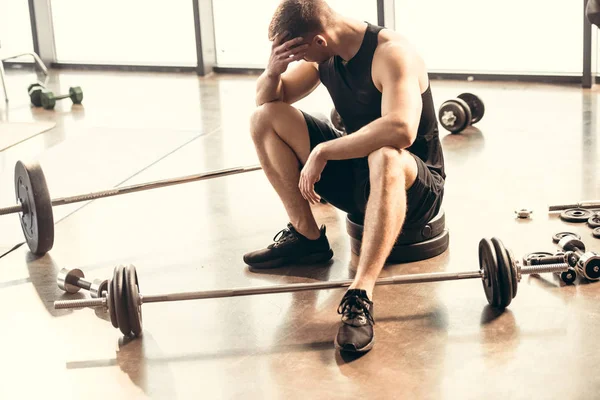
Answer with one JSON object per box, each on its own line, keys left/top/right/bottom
{"left": 268, "top": 0, "right": 332, "bottom": 41}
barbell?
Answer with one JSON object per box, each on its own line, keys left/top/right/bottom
{"left": 6, "top": 160, "right": 262, "bottom": 255}
{"left": 54, "top": 237, "right": 569, "bottom": 339}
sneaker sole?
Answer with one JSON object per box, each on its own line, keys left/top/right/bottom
{"left": 246, "top": 249, "right": 334, "bottom": 269}
{"left": 334, "top": 336, "right": 375, "bottom": 353}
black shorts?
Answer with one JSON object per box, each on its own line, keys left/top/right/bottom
{"left": 301, "top": 110, "right": 444, "bottom": 229}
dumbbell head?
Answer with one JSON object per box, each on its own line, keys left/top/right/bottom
{"left": 557, "top": 236, "right": 600, "bottom": 281}
{"left": 438, "top": 98, "right": 472, "bottom": 134}
{"left": 557, "top": 236, "right": 585, "bottom": 253}
{"left": 457, "top": 93, "right": 485, "bottom": 124}
{"left": 28, "top": 83, "right": 45, "bottom": 107}
{"left": 69, "top": 87, "right": 84, "bottom": 104}
{"left": 106, "top": 265, "right": 143, "bottom": 338}
{"left": 90, "top": 278, "right": 109, "bottom": 298}
{"left": 57, "top": 268, "right": 85, "bottom": 294}
{"left": 40, "top": 90, "right": 57, "bottom": 110}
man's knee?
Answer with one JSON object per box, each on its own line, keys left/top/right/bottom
{"left": 250, "top": 102, "right": 286, "bottom": 141}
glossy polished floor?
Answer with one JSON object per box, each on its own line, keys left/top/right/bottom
{"left": 1, "top": 67, "right": 600, "bottom": 399}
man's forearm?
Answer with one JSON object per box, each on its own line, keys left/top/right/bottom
{"left": 319, "top": 116, "right": 414, "bottom": 161}
{"left": 256, "top": 71, "right": 284, "bottom": 106}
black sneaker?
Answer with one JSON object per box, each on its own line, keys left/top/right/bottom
{"left": 335, "top": 289, "right": 375, "bottom": 353}
{"left": 243, "top": 223, "right": 333, "bottom": 269}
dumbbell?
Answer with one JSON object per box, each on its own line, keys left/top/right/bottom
{"left": 57, "top": 268, "right": 108, "bottom": 298}
{"left": 523, "top": 251, "right": 577, "bottom": 285}
{"left": 53, "top": 238, "right": 571, "bottom": 339}
{"left": 40, "top": 87, "right": 84, "bottom": 110}
{"left": 27, "top": 82, "right": 46, "bottom": 107}
{"left": 556, "top": 235, "right": 600, "bottom": 281}
{"left": 438, "top": 93, "right": 485, "bottom": 133}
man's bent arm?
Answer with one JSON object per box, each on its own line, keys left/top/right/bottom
{"left": 317, "top": 44, "right": 422, "bottom": 160}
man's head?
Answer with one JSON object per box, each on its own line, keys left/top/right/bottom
{"left": 268, "top": 0, "right": 335, "bottom": 63}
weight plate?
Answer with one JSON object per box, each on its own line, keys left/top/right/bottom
{"left": 14, "top": 161, "right": 54, "bottom": 255}
{"left": 560, "top": 268, "right": 577, "bottom": 285}
{"left": 351, "top": 229, "right": 450, "bottom": 263}
{"left": 457, "top": 93, "right": 485, "bottom": 124}
{"left": 438, "top": 100, "right": 470, "bottom": 133}
{"left": 588, "top": 214, "right": 600, "bottom": 228}
{"left": 505, "top": 248, "right": 518, "bottom": 298}
{"left": 114, "top": 265, "right": 132, "bottom": 336}
{"left": 491, "top": 237, "right": 513, "bottom": 307}
{"left": 560, "top": 208, "right": 594, "bottom": 223}
{"left": 125, "top": 265, "right": 143, "bottom": 337}
{"left": 479, "top": 238, "right": 500, "bottom": 307}
{"left": 108, "top": 274, "right": 118, "bottom": 329}
{"left": 593, "top": 227, "right": 600, "bottom": 238}
{"left": 347, "top": 209, "right": 446, "bottom": 245}
{"left": 552, "top": 232, "right": 581, "bottom": 244}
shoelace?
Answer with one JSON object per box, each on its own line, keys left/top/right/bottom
{"left": 272, "top": 227, "right": 297, "bottom": 247}
{"left": 337, "top": 295, "right": 375, "bottom": 325}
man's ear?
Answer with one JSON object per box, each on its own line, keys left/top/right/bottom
{"left": 314, "top": 34, "right": 327, "bottom": 47}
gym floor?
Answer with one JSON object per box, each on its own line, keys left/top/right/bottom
{"left": 1, "top": 68, "right": 600, "bottom": 399}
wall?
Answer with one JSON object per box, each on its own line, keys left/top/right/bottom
{"left": 213, "top": 0, "right": 378, "bottom": 67}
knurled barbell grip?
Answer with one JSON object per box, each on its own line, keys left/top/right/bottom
{"left": 0, "top": 164, "right": 262, "bottom": 217}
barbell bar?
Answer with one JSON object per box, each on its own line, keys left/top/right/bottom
{"left": 8, "top": 160, "right": 262, "bottom": 255}
{"left": 54, "top": 237, "right": 570, "bottom": 339}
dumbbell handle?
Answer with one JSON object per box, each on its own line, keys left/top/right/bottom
{"left": 54, "top": 263, "right": 569, "bottom": 310}
{"left": 527, "top": 255, "right": 566, "bottom": 266}
{"left": 70, "top": 275, "right": 93, "bottom": 291}
{"left": 0, "top": 164, "right": 263, "bottom": 216}
{"left": 52, "top": 93, "right": 72, "bottom": 101}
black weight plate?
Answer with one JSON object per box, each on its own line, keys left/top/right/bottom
{"left": 593, "top": 227, "right": 600, "bottom": 238}
{"left": 479, "top": 238, "right": 500, "bottom": 307}
{"left": 560, "top": 208, "right": 594, "bottom": 223}
{"left": 491, "top": 237, "right": 513, "bottom": 307}
{"left": 505, "top": 248, "right": 518, "bottom": 298}
{"left": 351, "top": 229, "right": 450, "bottom": 263}
{"left": 124, "top": 265, "right": 143, "bottom": 337}
{"left": 438, "top": 100, "right": 469, "bottom": 133}
{"left": 588, "top": 214, "right": 600, "bottom": 228}
{"left": 14, "top": 161, "right": 54, "bottom": 255}
{"left": 113, "top": 265, "right": 132, "bottom": 336}
{"left": 108, "top": 272, "right": 118, "bottom": 329}
{"left": 560, "top": 268, "right": 577, "bottom": 285}
{"left": 552, "top": 232, "right": 581, "bottom": 243}
{"left": 457, "top": 93, "right": 485, "bottom": 124}
{"left": 347, "top": 209, "right": 446, "bottom": 245}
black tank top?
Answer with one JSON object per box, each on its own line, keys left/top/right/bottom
{"left": 318, "top": 23, "right": 445, "bottom": 180}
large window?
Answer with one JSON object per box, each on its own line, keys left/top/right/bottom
{"left": 213, "top": 0, "right": 378, "bottom": 67}
{"left": 394, "top": 0, "right": 582, "bottom": 75}
{"left": 50, "top": 0, "right": 197, "bottom": 65}
{"left": 0, "top": 0, "right": 34, "bottom": 55}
